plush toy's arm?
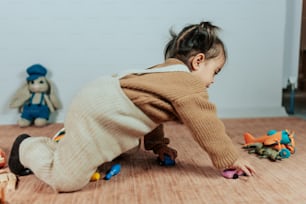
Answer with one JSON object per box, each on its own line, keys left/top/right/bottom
{"left": 44, "top": 95, "right": 55, "bottom": 112}
{"left": 47, "top": 80, "right": 61, "bottom": 110}
{"left": 9, "top": 84, "right": 31, "bottom": 109}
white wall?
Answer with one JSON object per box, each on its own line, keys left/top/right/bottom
{"left": 0, "top": 0, "right": 301, "bottom": 124}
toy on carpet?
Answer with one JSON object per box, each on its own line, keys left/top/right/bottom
{"left": 10, "top": 64, "right": 61, "bottom": 127}
{"left": 0, "top": 172, "right": 17, "bottom": 191}
{"left": 90, "top": 172, "right": 101, "bottom": 181}
{"left": 243, "top": 129, "right": 296, "bottom": 160}
{"left": 157, "top": 154, "right": 176, "bottom": 166}
{"left": 91, "top": 164, "right": 121, "bottom": 181}
{"left": 104, "top": 164, "right": 121, "bottom": 180}
{"left": 244, "top": 143, "right": 282, "bottom": 161}
{"left": 0, "top": 171, "right": 17, "bottom": 204}
{"left": 222, "top": 168, "right": 247, "bottom": 179}
{"left": 0, "top": 149, "right": 6, "bottom": 169}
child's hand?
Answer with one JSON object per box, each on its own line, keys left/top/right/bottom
{"left": 229, "top": 158, "right": 256, "bottom": 176}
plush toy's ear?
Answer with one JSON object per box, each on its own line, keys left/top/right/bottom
{"left": 47, "top": 79, "right": 61, "bottom": 110}
{"left": 9, "top": 83, "right": 31, "bottom": 109}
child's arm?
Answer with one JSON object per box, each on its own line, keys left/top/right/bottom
{"left": 173, "top": 93, "right": 247, "bottom": 170}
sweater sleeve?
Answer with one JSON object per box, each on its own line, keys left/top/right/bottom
{"left": 173, "top": 93, "right": 239, "bottom": 169}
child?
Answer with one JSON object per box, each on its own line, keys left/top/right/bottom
{"left": 9, "top": 21, "right": 256, "bottom": 192}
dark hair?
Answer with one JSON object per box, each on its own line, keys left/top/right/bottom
{"left": 164, "top": 21, "right": 227, "bottom": 68}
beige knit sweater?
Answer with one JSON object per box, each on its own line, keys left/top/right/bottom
{"left": 120, "top": 58, "right": 239, "bottom": 169}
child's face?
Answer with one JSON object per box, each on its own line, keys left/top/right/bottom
{"left": 190, "top": 53, "right": 225, "bottom": 88}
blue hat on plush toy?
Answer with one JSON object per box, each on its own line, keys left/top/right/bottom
{"left": 26, "top": 64, "right": 47, "bottom": 81}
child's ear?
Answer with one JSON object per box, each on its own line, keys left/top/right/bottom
{"left": 190, "top": 53, "right": 205, "bottom": 71}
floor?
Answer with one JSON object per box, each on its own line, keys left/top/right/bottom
{"left": 3, "top": 117, "right": 306, "bottom": 204}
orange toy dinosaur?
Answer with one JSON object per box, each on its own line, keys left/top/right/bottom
{"left": 244, "top": 129, "right": 296, "bottom": 158}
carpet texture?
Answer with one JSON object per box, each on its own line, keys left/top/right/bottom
{"left": 0, "top": 117, "right": 305, "bottom": 204}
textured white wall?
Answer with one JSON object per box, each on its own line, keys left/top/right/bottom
{"left": 0, "top": 0, "right": 300, "bottom": 124}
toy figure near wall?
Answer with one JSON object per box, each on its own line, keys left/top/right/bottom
{"left": 9, "top": 64, "right": 61, "bottom": 127}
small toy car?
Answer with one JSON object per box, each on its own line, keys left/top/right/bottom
{"left": 222, "top": 169, "right": 247, "bottom": 179}
{"left": 157, "top": 154, "right": 175, "bottom": 166}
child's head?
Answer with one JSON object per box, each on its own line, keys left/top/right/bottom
{"left": 164, "top": 21, "right": 227, "bottom": 88}
{"left": 164, "top": 21, "right": 226, "bottom": 65}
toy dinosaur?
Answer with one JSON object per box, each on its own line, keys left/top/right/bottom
{"left": 243, "top": 143, "right": 282, "bottom": 161}
{"left": 243, "top": 129, "right": 296, "bottom": 159}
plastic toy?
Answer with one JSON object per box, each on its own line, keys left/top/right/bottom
{"left": 10, "top": 64, "right": 61, "bottom": 127}
{"left": 222, "top": 169, "right": 247, "bottom": 179}
{"left": 243, "top": 129, "right": 296, "bottom": 159}
{"left": 244, "top": 143, "right": 282, "bottom": 161}
{"left": 0, "top": 172, "right": 17, "bottom": 203}
{"left": 157, "top": 154, "right": 175, "bottom": 166}
{"left": 90, "top": 172, "right": 101, "bottom": 181}
{"left": 0, "top": 172, "right": 17, "bottom": 191}
{"left": 52, "top": 128, "right": 65, "bottom": 142}
{"left": 0, "top": 149, "right": 6, "bottom": 169}
{"left": 104, "top": 164, "right": 121, "bottom": 180}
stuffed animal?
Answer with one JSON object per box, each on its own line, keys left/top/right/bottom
{"left": 10, "top": 64, "right": 61, "bottom": 127}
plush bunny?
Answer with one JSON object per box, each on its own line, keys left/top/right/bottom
{"left": 10, "top": 64, "right": 61, "bottom": 127}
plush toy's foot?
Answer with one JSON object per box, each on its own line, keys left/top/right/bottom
{"left": 8, "top": 134, "right": 33, "bottom": 176}
{"left": 18, "top": 119, "right": 31, "bottom": 127}
{"left": 34, "top": 118, "right": 48, "bottom": 127}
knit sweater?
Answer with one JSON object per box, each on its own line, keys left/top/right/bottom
{"left": 120, "top": 58, "right": 239, "bottom": 169}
